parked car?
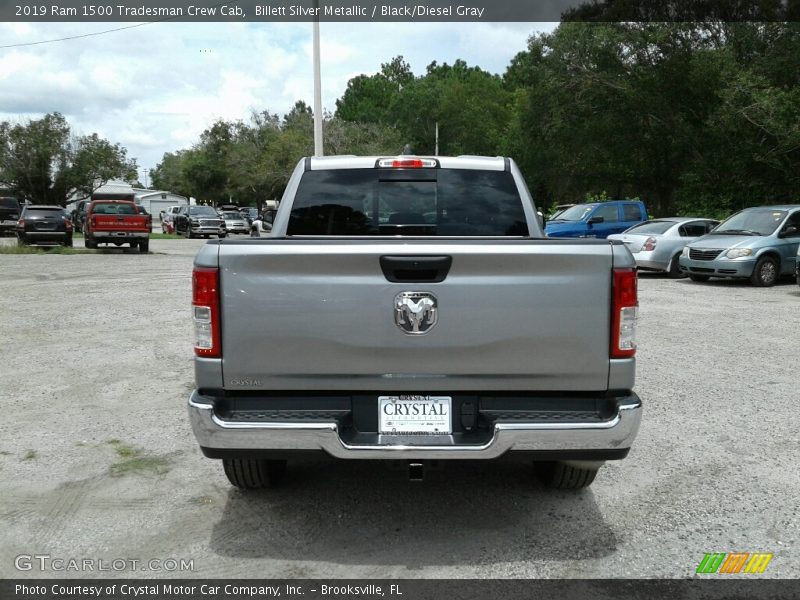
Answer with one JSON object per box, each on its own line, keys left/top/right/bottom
{"left": 679, "top": 205, "right": 800, "bottom": 286}
{"left": 221, "top": 211, "right": 249, "bottom": 234}
{"left": 71, "top": 199, "right": 92, "bottom": 233}
{"left": 160, "top": 205, "right": 182, "bottom": 233}
{"left": 16, "top": 205, "right": 73, "bottom": 247}
{"left": 545, "top": 200, "right": 648, "bottom": 239}
{"left": 161, "top": 213, "right": 175, "bottom": 234}
{"left": 174, "top": 205, "right": 226, "bottom": 239}
{"left": 84, "top": 199, "right": 151, "bottom": 252}
{"left": 0, "top": 196, "right": 21, "bottom": 236}
{"left": 240, "top": 207, "right": 259, "bottom": 224}
{"left": 608, "top": 217, "right": 719, "bottom": 278}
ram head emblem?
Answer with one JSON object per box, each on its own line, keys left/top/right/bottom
{"left": 394, "top": 292, "right": 438, "bottom": 335}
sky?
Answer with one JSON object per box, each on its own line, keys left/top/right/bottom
{"left": 0, "top": 21, "right": 556, "bottom": 181}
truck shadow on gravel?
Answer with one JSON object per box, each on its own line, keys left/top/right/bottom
{"left": 208, "top": 459, "right": 617, "bottom": 566}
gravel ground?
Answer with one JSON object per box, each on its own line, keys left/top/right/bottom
{"left": 0, "top": 236, "right": 798, "bottom": 579}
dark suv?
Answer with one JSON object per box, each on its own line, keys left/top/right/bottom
{"left": 174, "top": 205, "right": 226, "bottom": 238}
{"left": 17, "top": 205, "right": 73, "bottom": 247}
{"left": 0, "top": 196, "right": 21, "bottom": 236}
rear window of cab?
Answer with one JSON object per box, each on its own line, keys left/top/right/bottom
{"left": 287, "top": 168, "right": 528, "bottom": 237}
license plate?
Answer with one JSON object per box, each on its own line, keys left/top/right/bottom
{"left": 378, "top": 395, "right": 451, "bottom": 435}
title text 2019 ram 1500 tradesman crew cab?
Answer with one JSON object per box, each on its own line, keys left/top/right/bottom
{"left": 188, "top": 156, "right": 642, "bottom": 490}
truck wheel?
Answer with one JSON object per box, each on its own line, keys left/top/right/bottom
{"left": 84, "top": 236, "right": 97, "bottom": 249}
{"left": 688, "top": 274, "right": 709, "bottom": 282}
{"left": 535, "top": 461, "right": 598, "bottom": 490}
{"left": 667, "top": 253, "right": 684, "bottom": 278}
{"left": 139, "top": 240, "right": 149, "bottom": 253}
{"left": 750, "top": 255, "right": 778, "bottom": 287}
{"left": 223, "top": 458, "right": 286, "bottom": 490}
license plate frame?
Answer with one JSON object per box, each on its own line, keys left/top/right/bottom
{"left": 378, "top": 395, "right": 452, "bottom": 435}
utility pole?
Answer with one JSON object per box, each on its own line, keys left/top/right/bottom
{"left": 312, "top": 0, "right": 323, "bottom": 156}
{"left": 435, "top": 121, "right": 439, "bottom": 156}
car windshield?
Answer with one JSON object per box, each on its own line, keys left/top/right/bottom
{"left": 223, "top": 212, "right": 241, "bottom": 219}
{"left": 190, "top": 206, "right": 218, "bottom": 216}
{"left": 548, "top": 204, "right": 595, "bottom": 221}
{"left": 711, "top": 209, "right": 787, "bottom": 236}
{"left": 624, "top": 220, "right": 675, "bottom": 235}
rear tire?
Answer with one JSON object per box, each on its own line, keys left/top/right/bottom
{"left": 139, "top": 240, "right": 149, "bottom": 253}
{"left": 667, "top": 253, "right": 684, "bottom": 278}
{"left": 535, "top": 461, "right": 599, "bottom": 490}
{"left": 688, "top": 274, "right": 709, "bottom": 282}
{"left": 223, "top": 458, "right": 286, "bottom": 490}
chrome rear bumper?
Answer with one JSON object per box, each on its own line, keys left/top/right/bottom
{"left": 188, "top": 392, "right": 642, "bottom": 460}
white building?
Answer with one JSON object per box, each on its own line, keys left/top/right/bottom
{"left": 134, "top": 189, "right": 189, "bottom": 218}
{"left": 66, "top": 180, "right": 189, "bottom": 220}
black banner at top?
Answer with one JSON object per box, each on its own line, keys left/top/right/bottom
{"left": 1, "top": 0, "right": 799, "bottom": 22}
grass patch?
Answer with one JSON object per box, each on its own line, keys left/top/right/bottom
{"left": 107, "top": 440, "right": 170, "bottom": 477}
{"left": 0, "top": 245, "right": 95, "bottom": 255}
{"left": 110, "top": 455, "right": 170, "bottom": 477}
{"left": 22, "top": 450, "right": 38, "bottom": 461}
{"left": 114, "top": 445, "right": 138, "bottom": 459}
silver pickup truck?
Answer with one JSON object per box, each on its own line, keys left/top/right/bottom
{"left": 188, "top": 155, "right": 642, "bottom": 490}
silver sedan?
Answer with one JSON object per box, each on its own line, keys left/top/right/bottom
{"left": 608, "top": 217, "right": 719, "bottom": 278}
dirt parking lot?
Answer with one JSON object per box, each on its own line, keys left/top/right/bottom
{"left": 0, "top": 237, "right": 798, "bottom": 579}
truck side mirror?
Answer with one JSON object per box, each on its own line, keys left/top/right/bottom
{"left": 587, "top": 216, "right": 604, "bottom": 225}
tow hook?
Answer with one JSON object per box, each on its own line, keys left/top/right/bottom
{"left": 408, "top": 462, "right": 424, "bottom": 482}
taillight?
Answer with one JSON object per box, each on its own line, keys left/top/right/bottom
{"left": 91, "top": 215, "right": 97, "bottom": 227}
{"left": 611, "top": 267, "right": 638, "bottom": 358}
{"left": 642, "top": 237, "right": 657, "bottom": 251}
{"left": 192, "top": 267, "right": 221, "bottom": 358}
{"left": 17, "top": 218, "right": 24, "bottom": 231}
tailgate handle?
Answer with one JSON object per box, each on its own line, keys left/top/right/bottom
{"left": 380, "top": 256, "right": 452, "bottom": 283}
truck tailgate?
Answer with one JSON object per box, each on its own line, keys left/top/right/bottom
{"left": 93, "top": 215, "right": 149, "bottom": 231}
{"left": 218, "top": 241, "right": 614, "bottom": 392}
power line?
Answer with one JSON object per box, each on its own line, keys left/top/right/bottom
{"left": 0, "top": 0, "right": 242, "bottom": 50}
{"left": 0, "top": 22, "right": 156, "bottom": 49}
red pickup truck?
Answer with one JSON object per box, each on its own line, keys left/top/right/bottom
{"left": 83, "top": 199, "right": 151, "bottom": 252}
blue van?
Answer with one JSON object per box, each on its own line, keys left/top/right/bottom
{"left": 545, "top": 201, "right": 648, "bottom": 239}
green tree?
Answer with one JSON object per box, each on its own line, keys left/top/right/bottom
{"left": 335, "top": 56, "right": 413, "bottom": 124}
{"left": 0, "top": 112, "right": 136, "bottom": 206}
